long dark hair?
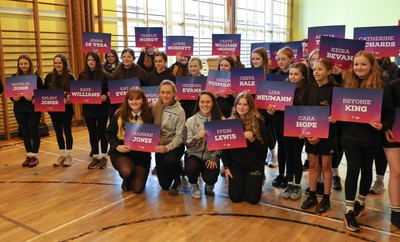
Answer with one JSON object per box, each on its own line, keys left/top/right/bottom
{"left": 117, "top": 87, "right": 154, "bottom": 130}
{"left": 113, "top": 48, "right": 136, "bottom": 77}
{"left": 289, "top": 62, "right": 309, "bottom": 104}
{"left": 81, "top": 50, "right": 106, "bottom": 81}
{"left": 50, "top": 54, "right": 72, "bottom": 90}
{"left": 16, "top": 55, "right": 34, "bottom": 76}
{"left": 193, "top": 90, "right": 223, "bottom": 120}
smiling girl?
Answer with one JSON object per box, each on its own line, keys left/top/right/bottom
{"left": 183, "top": 91, "right": 223, "bottom": 198}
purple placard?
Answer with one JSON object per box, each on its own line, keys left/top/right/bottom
{"left": 176, "top": 76, "right": 206, "bottom": 100}
{"left": 250, "top": 42, "right": 271, "bottom": 59}
{"left": 266, "top": 74, "right": 287, "bottom": 82}
{"left": 319, "top": 36, "right": 366, "bottom": 70}
{"left": 166, "top": 36, "right": 194, "bottom": 56}
{"left": 204, "top": 119, "right": 247, "bottom": 151}
{"left": 392, "top": 108, "right": 400, "bottom": 143}
{"left": 135, "top": 27, "right": 163, "bottom": 47}
{"left": 331, "top": 87, "right": 383, "bottom": 124}
{"left": 34, "top": 89, "right": 65, "bottom": 112}
{"left": 69, "top": 80, "right": 102, "bottom": 104}
{"left": 255, "top": 81, "right": 295, "bottom": 110}
{"left": 5, "top": 75, "right": 37, "bottom": 98}
{"left": 230, "top": 68, "right": 264, "bottom": 94}
{"left": 308, "top": 25, "right": 346, "bottom": 53}
{"left": 82, "top": 32, "right": 111, "bottom": 53}
{"left": 354, "top": 26, "right": 400, "bottom": 57}
{"left": 212, "top": 34, "right": 241, "bottom": 56}
{"left": 269, "top": 41, "right": 303, "bottom": 69}
{"left": 108, "top": 78, "right": 140, "bottom": 104}
{"left": 142, "top": 86, "right": 159, "bottom": 105}
{"left": 284, "top": 106, "right": 330, "bottom": 138}
{"left": 205, "top": 70, "right": 231, "bottom": 94}
{"left": 124, "top": 122, "right": 160, "bottom": 152}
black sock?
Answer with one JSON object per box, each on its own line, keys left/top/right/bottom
{"left": 323, "top": 194, "right": 330, "bottom": 201}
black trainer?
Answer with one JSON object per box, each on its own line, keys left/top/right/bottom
{"left": 305, "top": 182, "right": 324, "bottom": 196}
{"left": 391, "top": 211, "right": 400, "bottom": 229}
{"left": 315, "top": 198, "right": 330, "bottom": 213}
{"left": 88, "top": 158, "right": 100, "bottom": 169}
{"left": 301, "top": 195, "right": 318, "bottom": 210}
{"left": 353, "top": 201, "right": 366, "bottom": 218}
{"left": 332, "top": 175, "right": 342, "bottom": 190}
{"left": 121, "top": 179, "right": 131, "bottom": 192}
{"left": 344, "top": 210, "right": 360, "bottom": 232}
{"left": 272, "top": 175, "right": 284, "bottom": 187}
{"left": 280, "top": 176, "right": 288, "bottom": 188}
{"left": 168, "top": 182, "right": 181, "bottom": 196}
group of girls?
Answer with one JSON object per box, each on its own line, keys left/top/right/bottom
{"left": 7, "top": 45, "right": 400, "bottom": 232}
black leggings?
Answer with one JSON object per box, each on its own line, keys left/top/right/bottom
{"left": 374, "top": 146, "right": 388, "bottom": 176}
{"left": 184, "top": 154, "right": 220, "bottom": 185}
{"left": 228, "top": 164, "right": 264, "bottom": 204}
{"left": 283, "top": 137, "right": 303, "bottom": 184}
{"left": 50, "top": 113, "right": 73, "bottom": 150}
{"left": 344, "top": 146, "right": 378, "bottom": 200}
{"left": 275, "top": 123, "right": 286, "bottom": 176}
{"left": 110, "top": 152, "right": 150, "bottom": 194}
{"left": 84, "top": 116, "right": 108, "bottom": 154}
{"left": 155, "top": 145, "right": 185, "bottom": 190}
{"left": 15, "top": 112, "right": 41, "bottom": 153}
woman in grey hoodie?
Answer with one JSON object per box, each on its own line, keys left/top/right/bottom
{"left": 183, "top": 91, "right": 223, "bottom": 198}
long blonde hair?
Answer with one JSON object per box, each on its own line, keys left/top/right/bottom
{"left": 231, "top": 91, "right": 264, "bottom": 144}
{"left": 344, "top": 51, "right": 383, "bottom": 89}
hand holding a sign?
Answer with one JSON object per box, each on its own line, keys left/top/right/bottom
{"left": 244, "top": 131, "right": 255, "bottom": 142}
{"left": 101, "top": 94, "right": 108, "bottom": 102}
{"left": 116, "top": 145, "right": 130, "bottom": 153}
{"left": 197, "top": 130, "right": 207, "bottom": 140}
{"left": 155, "top": 145, "right": 168, "bottom": 153}
{"left": 267, "top": 105, "right": 277, "bottom": 115}
{"left": 13, "top": 96, "right": 21, "bottom": 102}
{"left": 328, "top": 116, "right": 337, "bottom": 123}
{"left": 369, "top": 121, "right": 383, "bottom": 131}
{"left": 332, "top": 65, "right": 342, "bottom": 75}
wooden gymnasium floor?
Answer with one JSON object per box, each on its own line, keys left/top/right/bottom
{"left": 0, "top": 127, "right": 399, "bottom": 242}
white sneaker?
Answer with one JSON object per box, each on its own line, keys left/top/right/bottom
{"left": 53, "top": 155, "right": 65, "bottom": 167}
{"left": 268, "top": 150, "right": 278, "bottom": 167}
{"left": 190, "top": 183, "right": 201, "bottom": 199}
{"left": 370, "top": 180, "right": 385, "bottom": 194}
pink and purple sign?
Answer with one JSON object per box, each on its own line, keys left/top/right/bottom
{"left": 166, "top": 36, "right": 194, "bottom": 56}
{"left": 204, "top": 119, "right": 247, "bottom": 151}
{"left": 331, "top": 87, "right": 383, "bottom": 124}
{"left": 230, "top": 68, "right": 264, "bottom": 94}
{"left": 250, "top": 42, "right": 271, "bottom": 59}
{"left": 319, "top": 36, "right": 365, "bottom": 69}
{"left": 392, "top": 108, "right": 400, "bottom": 143}
{"left": 82, "top": 32, "right": 111, "bottom": 53}
{"left": 5, "top": 75, "right": 37, "bottom": 98}
{"left": 284, "top": 106, "right": 330, "bottom": 138}
{"left": 255, "top": 81, "right": 295, "bottom": 110}
{"left": 308, "top": 25, "right": 346, "bottom": 53}
{"left": 354, "top": 26, "right": 400, "bottom": 57}
{"left": 69, "top": 80, "right": 102, "bottom": 104}
{"left": 124, "top": 122, "right": 161, "bottom": 152}
{"left": 212, "top": 34, "right": 241, "bottom": 56}
{"left": 205, "top": 70, "right": 231, "bottom": 94}
{"left": 269, "top": 41, "right": 303, "bottom": 68}
{"left": 142, "top": 86, "right": 159, "bottom": 105}
{"left": 34, "top": 89, "right": 65, "bottom": 112}
{"left": 135, "top": 27, "right": 163, "bottom": 47}
{"left": 266, "top": 74, "right": 287, "bottom": 82}
{"left": 176, "top": 76, "right": 206, "bottom": 100}
{"left": 108, "top": 78, "right": 140, "bottom": 104}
